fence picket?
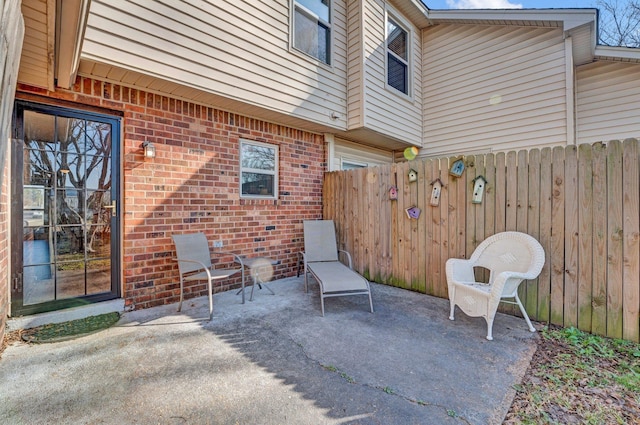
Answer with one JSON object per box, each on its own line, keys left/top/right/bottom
{"left": 538, "top": 147, "right": 553, "bottom": 324}
{"left": 564, "top": 145, "right": 579, "bottom": 328}
{"left": 622, "top": 139, "right": 639, "bottom": 342}
{"left": 526, "top": 149, "right": 541, "bottom": 319}
{"left": 578, "top": 144, "right": 594, "bottom": 332}
{"left": 591, "top": 143, "right": 608, "bottom": 335}
{"left": 550, "top": 146, "right": 566, "bottom": 325}
{"left": 607, "top": 140, "right": 624, "bottom": 339}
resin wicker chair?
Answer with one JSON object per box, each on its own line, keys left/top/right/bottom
{"left": 446, "top": 231, "right": 545, "bottom": 340}
{"left": 172, "top": 233, "right": 244, "bottom": 320}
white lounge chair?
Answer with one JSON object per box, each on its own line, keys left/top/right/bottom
{"left": 301, "top": 220, "right": 374, "bottom": 316}
{"left": 172, "top": 233, "right": 244, "bottom": 320}
{"left": 446, "top": 231, "right": 545, "bottom": 340}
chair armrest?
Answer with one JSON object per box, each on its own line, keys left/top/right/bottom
{"left": 338, "top": 249, "right": 353, "bottom": 269}
{"left": 446, "top": 258, "right": 475, "bottom": 283}
{"left": 490, "top": 270, "right": 538, "bottom": 298}
{"left": 213, "top": 251, "right": 244, "bottom": 267}
{"left": 175, "top": 258, "right": 213, "bottom": 280}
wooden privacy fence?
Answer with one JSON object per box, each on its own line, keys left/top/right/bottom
{"left": 323, "top": 139, "right": 640, "bottom": 342}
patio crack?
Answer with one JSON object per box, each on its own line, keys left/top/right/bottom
{"left": 284, "top": 327, "right": 473, "bottom": 425}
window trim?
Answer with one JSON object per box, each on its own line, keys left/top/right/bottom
{"left": 341, "top": 158, "right": 367, "bottom": 170}
{"left": 239, "top": 139, "right": 279, "bottom": 200}
{"left": 291, "top": 0, "right": 333, "bottom": 66}
{"left": 385, "top": 9, "right": 412, "bottom": 99}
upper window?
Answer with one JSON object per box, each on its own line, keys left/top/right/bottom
{"left": 386, "top": 15, "right": 409, "bottom": 95}
{"left": 293, "top": 0, "right": 331, "bottom": 64}
{"left": 240, "top": 140, "right": 279, "bottom": 199}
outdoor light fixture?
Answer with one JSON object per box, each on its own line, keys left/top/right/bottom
{"left": 142, "top": 141, "right": 156, "bottom": 159}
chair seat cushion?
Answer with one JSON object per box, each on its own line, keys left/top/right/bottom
{"left": 307, "top": 261, "right": 369, "bottom": 293}
{"left": 454, "top": 281, "right": 492, "bottom": 295}
{"left": 184, "top": 267, "right": 242, "bottom": 281}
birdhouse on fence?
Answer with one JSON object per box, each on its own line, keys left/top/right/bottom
{"left": 389, "top": 185, "right": 398, "bottom": 200}
{"left": 450, "top": 157, "right": 465, "bottom": 178}
{"left": 405, "top": 206, "right": 421, "bottom": 219}
{"left": 408, "top": 168, "right": 418, "bottom": 183}
{"left": 430, "top": 178, "right": 444, "bottom": 206}
{"left": 472, "top": 175, "right": 488, "bottom": 204}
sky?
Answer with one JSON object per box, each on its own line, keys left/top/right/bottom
{"left": 424, "top": 0, "right": 598, "bottom": 9}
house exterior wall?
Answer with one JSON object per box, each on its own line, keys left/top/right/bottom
{"left": 576, "top": 61, "right": 640, "bottom": 144}
{"left": 1, "top": 0, "right": 24, "bottom": 341}
{"left": 346, "top": 0, "right": 422, "bottom": 145}
{"left": 16, "top": 77, "right": 325, "bottom": 311}
{"left": 81, "top": 0, "right": 349, "bottom": 132}
{"left": 422, "top": 24, "right": 569, "bottom": 157}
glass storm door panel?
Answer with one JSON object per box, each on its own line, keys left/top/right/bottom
{"left": 12, "top": 102, "right": 120, "bottom": 315}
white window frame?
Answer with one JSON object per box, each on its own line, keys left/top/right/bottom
{"left": 239, "top": 139, "right": 279, "bottom": 200}
{"left": 341, "top": 158, "right": 367, "bottom": 170}
{"left": 385, "top": 9, "right": 412, "bottom": 98}
{"left": 291, "top": 0, "right": 332, "bottom": 66}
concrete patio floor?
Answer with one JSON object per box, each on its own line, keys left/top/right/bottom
{"left": 0, "top": 277, "right": 538, "bottom": 424}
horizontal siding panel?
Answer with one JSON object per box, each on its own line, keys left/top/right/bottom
{"left": 83, "top": 0, "right": 348, "bottom": 128}
{"left": 423, "top": 24, "right": 567, "bottom": 155}
{"left": 577, "top": 62, "right": 640, "bottom": 143}
{"left": 347, "top": 0, "right": 364, "bottom": 129}
{"left": 334, "top": 138, "right": 393, "bottom": 169}
{"left": 426, "top": 26, "right": 561, "bottom": 75}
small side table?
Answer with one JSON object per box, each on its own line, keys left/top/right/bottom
{"left": 236, "top": 257, "right": 280, "bottom": 302}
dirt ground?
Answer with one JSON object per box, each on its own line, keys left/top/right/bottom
{"left": 504, "top": 327, "right": 640, "bottom": 424}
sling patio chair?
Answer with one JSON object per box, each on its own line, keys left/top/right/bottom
{"left": 301, "top": 220, "right": 374, "bottom": 316}
{"left": 446, "top": 231, "right": 545, "bottom": 340}
{"left": 172, "top": 232, "right": 244, "bottom": 320}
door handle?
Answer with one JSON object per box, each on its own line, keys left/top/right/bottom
{"left": 103, "top": 200, "right": 117, "bottom": 217}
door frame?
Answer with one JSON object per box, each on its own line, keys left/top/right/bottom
{"left": 11, "top": 100, "right": 122, "bottom": 316}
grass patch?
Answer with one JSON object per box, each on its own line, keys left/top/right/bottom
{"left": 20, "top": 312, "right": 120, "bottom": 343}
{"left": 505, "top": 325, "right": 640, "bottom": 424}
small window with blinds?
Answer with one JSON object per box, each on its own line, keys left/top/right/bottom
{"left": 386, "top": 15, "right": 409, "bottom": 95}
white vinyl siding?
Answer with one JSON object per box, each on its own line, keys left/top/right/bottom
{"left": 576, "top": 61, "right": 640, "bottom": 144}
{"left": 422, "top": 24, "right": 568, "bottom": 157}
{"left": 82, "top": 0, "right": 347, "bottom": 129}
{"left": 346, "top": 0, "right": 422, "bottom": 145}
{"left": 18, "top": 0, "right": 52, "bottom": 90}
{"left": 346, "top": 0, "right": 365, "bottom": 129}
{"left": 331, "top": 137, "right": 393, "bottom": 171}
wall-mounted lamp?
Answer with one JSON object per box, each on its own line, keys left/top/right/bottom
{"left": 142, "top": 141, "right": 156, "bottom": 159}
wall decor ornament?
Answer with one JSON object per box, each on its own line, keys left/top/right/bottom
{"left": 408, "top": 168, "right": 418, "bottom": 182}
{"left": 430, "top": 178, "right": 443, "bottom": 206}
{"left": 450, "top": 157, "right": 465, "bottom": 177}
{"left": 405, "top": 206, "right": 421, "bottom": 219}
{"left": 389, "top": 185, "right": 398, "bottom": 200}
{"left": 472, "top": 175, "right": 488, "bottom": 204}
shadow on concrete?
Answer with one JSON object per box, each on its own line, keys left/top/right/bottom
{"left": 0, "top": 278, "right": 538, "bottom": 425}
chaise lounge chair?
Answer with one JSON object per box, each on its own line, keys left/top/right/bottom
{"left": 301, "top": 220, "right": 374, "bottom": 316}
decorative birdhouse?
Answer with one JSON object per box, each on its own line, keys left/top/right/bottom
{"left": 430, "top": 178, "right": 444, "bottom": 206}
{"left": 472, "top": 175, "right": 488, "bottom": 204}
{"left": 389, "top": 185, "right": 398, "bottom": 200}
{"left": 408, "top": 168, "right": 418, "bottom": 183}
{"left": 449, "top": 157, "right": 465, "bottom": 178}
{"left": 405, "top": 206, "right": 421, "bottom": 219}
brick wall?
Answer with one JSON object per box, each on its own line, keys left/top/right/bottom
{"left": 16, "top": 77, "right": 325, "bottom": 312}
